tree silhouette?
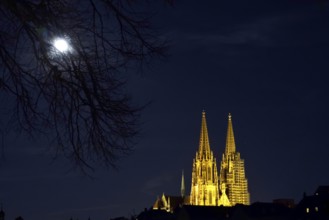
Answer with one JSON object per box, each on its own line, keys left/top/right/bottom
{"left": 0, "top": 0, "right": 169, "bottom": 171}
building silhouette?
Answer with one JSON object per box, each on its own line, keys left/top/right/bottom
{"left": 0, "top": 207, "right": 5, "bottom": 220}
{"left": 154, "top": 111, "right": 250, "bottom": 210}
{"left": 295, "top": 185, "right": 329, "bottom": 219}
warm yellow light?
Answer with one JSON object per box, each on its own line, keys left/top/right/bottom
{"left": 189, "top": 113, "right": 250, "bottom": 207}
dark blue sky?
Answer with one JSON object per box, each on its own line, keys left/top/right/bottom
{"left": 1, "top": 1, "right": 329, "bottom": 220}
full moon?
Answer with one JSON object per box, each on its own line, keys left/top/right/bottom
{"left": 53, "top": 38, "right": 69, "bottom": 53}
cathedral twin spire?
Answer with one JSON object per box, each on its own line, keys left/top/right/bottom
{"left": 220, "top": 112, "right": 250, "bottom": 205}
{"left": 198, "top": 111, "right": 211, "bottom": 159}
{"left": 190, "top": 111, "right": 250, "bottom": 206}
{"left": 153, "top": 111, "right": 250, "bottom": 211}
{"left": 190, "top": 111, "right": 220, "bottom": 206}
{"left": 225, "top": 113, "right": 236, "bottom": 155}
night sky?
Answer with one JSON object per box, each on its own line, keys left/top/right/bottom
{"left": 1, "top": 1, "right": 329, "bottom": 220}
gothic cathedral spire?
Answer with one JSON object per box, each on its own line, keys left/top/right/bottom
{"left": 225, "top": 113, "right": 236, "bottom": 155}
{"left": 219, "top": 113, "right": 250, "bottom": 206}
{"left": 190, "top": 111, "right": 220, "bottom": 206}
{"left": 198, "top": 111, "right": 211, "bottom": 159}
{"left": 181, "top": 170, "right": 185, "bottom": 198}
{"left": 153, "top": 112, "right": 250, "bottom": 211}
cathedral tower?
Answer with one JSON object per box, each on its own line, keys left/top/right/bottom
{"left": 219, "top": 113, "right": 250, "bottom": 205}
{"left": 190, "top": 111, "right": 220, "bottom": 206}
{"left": 181, "top": 170, "right": 185, "bottom": 198}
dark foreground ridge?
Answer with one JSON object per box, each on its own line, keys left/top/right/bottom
{"left": 135, "top": 185, "right": 329, "bottom": 220}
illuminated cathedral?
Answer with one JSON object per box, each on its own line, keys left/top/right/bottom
{"left": 153, "top": 112, "right": 250, "bottom": 211}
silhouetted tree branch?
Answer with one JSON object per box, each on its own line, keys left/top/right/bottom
{"left": 0, "top": 0, "right": 169, "bottom": 171}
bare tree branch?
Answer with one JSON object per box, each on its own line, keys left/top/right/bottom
{"left": 0, "top": 0, "right": 169, "bottom": 172}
